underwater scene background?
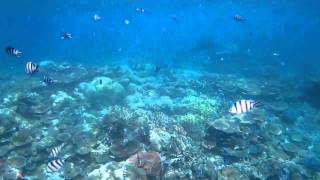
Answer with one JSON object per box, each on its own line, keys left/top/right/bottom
{"left": 0, "top": 0, "right": 320, "bottom": 179}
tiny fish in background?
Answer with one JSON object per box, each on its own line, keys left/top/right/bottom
{"left": 47, "top": 159, "right": 65, "bottom": 173}
{"left": 61, "top": 32, "right": 72, "bottom": 40}
{"left": 49, "top": 143, "right": 65, "bottom": 158}
{"left": 229, "top": 100, "right": 262, "bottom": 114}
{"left": 234, "top": 14, "right": 245, "bottom": 21}
{"left": 155, "top": 66, "right": 161, "bottom": 73}
{"left": 5, "top": 46, "right": 22, "bottom": 58}
{"left": 25, "top": 61, "right": 39, "bottom": 75}
{"left": 43, "top": 75, "right": 57, "bottom": 85}
{"left": 136, "top": 7, "right": 145, "bottom": 13}
{"left": 93, "top": 14, "right": 101, "bottom": 21}
{"left": 172, "top": 15, "right": 179, "bottom": 24}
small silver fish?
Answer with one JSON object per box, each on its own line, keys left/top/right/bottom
{"left": 136, "top": 152, "right": 144, "bottom": 167}
{"left": 122, "top": 164, "right": 128, "bottom": 180}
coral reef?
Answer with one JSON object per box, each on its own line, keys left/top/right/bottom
{"left": 88, "top": 161, "right": 147, "bottom": 180}
{"left": 208, "top": 116, "right": 241, "bottom": 134}
{"left": 7, "top": 155, "right": 27, "bottom": 168}
{"left": 181, "top": 93, "right": 220, "bottom": 116}
{"left": 11, "top": 129, "right": 33, "bottom": 147}
{"left": 77, "top": 76, "right": 126, "bottom": 105}
{"left": 127, "top": 151, "right": 161, "bottom": 176}
{"left": 0, "top": 62, "right": 319, "bottom": 179}
{"left": 149, "top": 128, "right": 172, "bottom": 151}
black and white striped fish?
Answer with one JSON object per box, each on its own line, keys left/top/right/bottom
{"left": 43, "top": 75, "right": 57, "bottom": 85}
{"left": 5, "top": 46, "right": 22, "bottom": 57}
{"left": 234, "top": 14, "right": 245, "bottom": 21}
{"left": 229, "top": 100, "right": 261, "bottom": 114}
{"left": 61, "top": 32, "right": 72, "bottom": 40}
{"left": 25, "top": 61, "right": 38, "bottom": 75}
{"left": 46, "top": 159, "right": 65, "bottom": 173}
{"left": 49, "top": 143, "right": 65, "bottom": 158}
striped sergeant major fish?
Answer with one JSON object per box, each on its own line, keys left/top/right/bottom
{"left": 46, "top": 159, "right": 65, "bottom": 173}
{"left": 5, "top": 46, "right": 22, "bottom": 57}
{"left": 234, "top": 14, "right": 245, "bottom": 21}
{"left": 25, "top": 61, "right": 39, "bottom": 75}
{"left": 49, "top": 143, "right": 65, "bottom": 158}
{"left": 43, "top": 75, "right": 57, "bottom": 85}
{"left": 61, "top": 32, "right": 72, "bottom": 40}
{"left": 229, "top": 100, "right": 262, "bottom": 114}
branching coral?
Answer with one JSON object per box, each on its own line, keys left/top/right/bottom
{"left": 177, "top": 93, "right": 221, "bottom": 124}
{"left": 102, "top": 106, "right": 150, "bottom": 158}
{"left": 182, "top": 94, "right": 219, "bottom": 116}
{"left": 177, "top": 113, "right": 200, "bottom": 124}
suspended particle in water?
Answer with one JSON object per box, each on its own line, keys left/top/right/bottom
{"left": 93, "top": 14, "right": 101, "bottom": 21}
{"left": 124, "top": 19, "right": 130, "bottom": 25}
{"left": 273, "top": 52, "right": 280, "bottom": 56}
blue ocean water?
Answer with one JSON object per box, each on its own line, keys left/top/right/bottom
{"left": 0, "top": 0, "right": 320, "bottom": 179}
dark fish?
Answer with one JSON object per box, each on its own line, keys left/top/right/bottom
{"left": 61, "top": 32, "right": 72, "bottom": 40}
{"left": 99, "top": 79, "right": 103, "bottom": 85}
{"left": 47, "top": 159, "right": 65, "bottom": 173}
{"left": 25, "top": 61, "right": 39, "bottom": 75}
{"left": 5, "top": 46, "right": 22, "bottom": 57}
{"left": 229, "top": 100, "right": 262, "bottom": 114}
{"left": 43, "top": 75, "right": 57, "bottom": 85}
{"left": 155, "top": 66, "right": 161, "bottom": 73}
{"left": 172, "top": 15, "right": 179, "bottom": 24}
{"left": 49, "top": 143, "right": 65, "bottom": 158}
{"left": 234, "top": 14, "right": 245, "bottom": 21}
{"left": 16, "top": 171, "right": 26, "bottom": 180}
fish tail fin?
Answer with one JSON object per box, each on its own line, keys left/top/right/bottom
{"left": 253, "top": 101, "right": 263, "bottom": 108}
{"left": 63, "top": 154, "right": 73, "bottom": 161}
{"left": 35, "top": 64, "right": 39, "bottom": 72}
{"left": 60, "top": 142, "right": 66, "bottom": 149}
{"left": 5, "top": 46, "right": 11, "bottom": 53}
